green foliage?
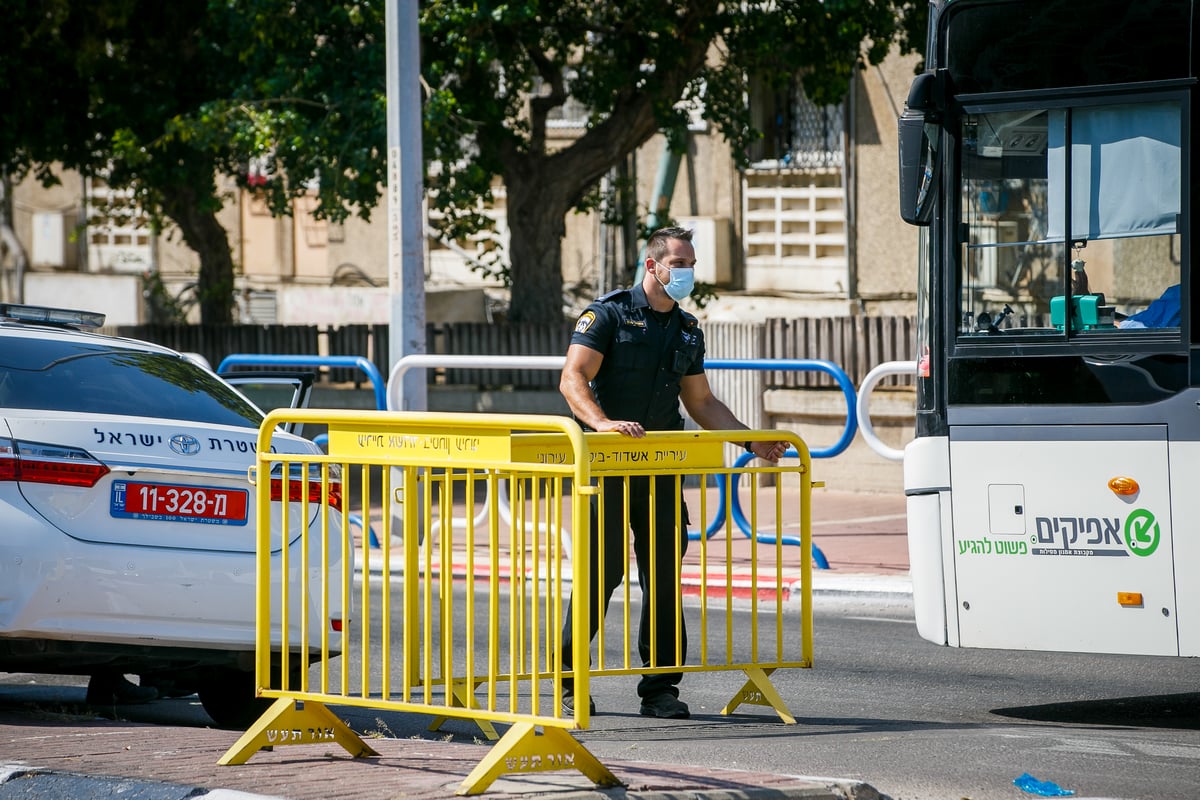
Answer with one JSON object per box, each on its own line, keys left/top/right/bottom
{"left": 140, "top": 271, "right": 194, "bottom": 324}
{"left": 417, "top": 0, "right": 922, "bottom": 320}
{"left": 689, "top": 281, "right": 719, "bottom": 312}
{"left": 3, "top": 0, "right": 924, "bottom": 322}
{"left": 2, "top": 0, "right": 388, "bottom": 323}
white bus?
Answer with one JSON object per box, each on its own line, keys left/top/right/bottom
{"left": 897, "top": 0, "right": 1199, "bottom": 656}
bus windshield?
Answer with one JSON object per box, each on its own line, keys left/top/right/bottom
{"left": 959, "top": 96, "right": 1182, "bottom": 340}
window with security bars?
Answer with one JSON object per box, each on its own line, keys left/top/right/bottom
{"left": 742, "top": 76, "right": 848, "bottom": 291}
{"left": 86, "top": 175, "right": 153, "bottom": 273}
{"left": 747, "top": 76, "right": 844, "bottom": 169}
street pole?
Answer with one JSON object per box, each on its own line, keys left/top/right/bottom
{"left": 385, "top": 0, "right": 427, "bottom": 411}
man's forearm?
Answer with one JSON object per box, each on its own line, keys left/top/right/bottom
{"left": 560, "top": 372, "right": 606, "bottom": 429}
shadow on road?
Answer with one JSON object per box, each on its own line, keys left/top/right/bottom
{"left": 993, "top": 692, "right": 1200, "bottom": 730}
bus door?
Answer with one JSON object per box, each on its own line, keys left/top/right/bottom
{"left": 947, "top": 425, "right": 1178, "bottom": 655}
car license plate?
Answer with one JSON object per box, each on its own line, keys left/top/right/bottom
{"left": 110, "top": 480, "right": 249, "bottom": 525}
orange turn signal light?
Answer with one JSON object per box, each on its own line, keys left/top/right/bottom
{"left": 1117, "top": 592, "right": 1144, "bottom": 607}
{"left": 1108, "top": 476, "right": 1140, "bottom": 496}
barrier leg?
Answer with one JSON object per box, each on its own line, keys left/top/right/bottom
{"left": 457, "top": 721, "right": 621, "bottom": 796}
{"left": 218, "top": 698, "right": 379, "bottom": 765}
{"left": 428, "top": 677, "right": 500, "bottom": 740}
{"left": 720, "top": 667, "right": 796, "bottom": 724}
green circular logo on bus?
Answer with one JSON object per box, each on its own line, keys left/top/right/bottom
{"left": 1124, "top": 509, "right": 1160, "bottom": 557}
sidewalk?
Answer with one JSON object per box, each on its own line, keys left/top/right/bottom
{"left": 0, "top": 719, "right": 888, "bottom": 800}
{"left": 0, "top": 489, "right": 908, "bottom": 800}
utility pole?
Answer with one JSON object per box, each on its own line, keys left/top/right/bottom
{"left": 385, "top": 0, "right": 427, "bottom": 410}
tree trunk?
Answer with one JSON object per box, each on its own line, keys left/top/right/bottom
{"left": 159, "top": 183, "right": 237, "bottom": 325}
{"left": 0, "top": 174, "right": 28, "bottom": 303}
{"left": 504, "top": 162, "right": 572, "bottom": 323}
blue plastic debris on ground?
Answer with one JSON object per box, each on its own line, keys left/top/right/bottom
{"left": 1014, "top": 772, "right": 1075, "bottom": 797}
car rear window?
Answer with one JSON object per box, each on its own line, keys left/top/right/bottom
{"left": 0, "top": 346, "right": 263, "bottom": 427}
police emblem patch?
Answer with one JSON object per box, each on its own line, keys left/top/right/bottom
{"left": 575, "top": 311, "right": 596, "bottom": 333}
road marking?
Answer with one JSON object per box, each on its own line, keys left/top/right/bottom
{"left": 1046, "top": 736, "right": 1127, "bottom": 756}
{"left": 1131, "top": 741, "right": 1200, "bottom": 759}
{"left": 812, "top": 513, "right": 907, "bottom": 527}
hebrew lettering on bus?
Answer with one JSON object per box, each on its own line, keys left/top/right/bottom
{"left": 1032, "top": 516, "right": 1127, "bottom": 556}
{"left": 957, "top": 537, "right": 1027, "bottom": 556}
{"left": 1085, "top": 516, "right": 1122, "bottom": 546}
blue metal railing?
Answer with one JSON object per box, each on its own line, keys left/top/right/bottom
{"left": 216, "top": 354, "right": 388, "bottom": 412}
{"left": 217, "top": 353, "right": 387, "bottom": 545}
{"left": 219, "top": 353, "right": 855, "bottom": 565}
{"left": 704, "top": 358, "right": 858, "bottom": 459}
{"left": 694, "top": 359, "right": 856, "bottom": 569}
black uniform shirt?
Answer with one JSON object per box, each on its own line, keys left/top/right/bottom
{"left": 569, "top": 283, "right": 705, "bottom": 431}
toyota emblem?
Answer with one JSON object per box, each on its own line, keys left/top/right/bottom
{"left": 169, "top": 434, "right": 202, "bottom": 456}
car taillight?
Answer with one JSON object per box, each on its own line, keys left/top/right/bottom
{"left": 0, "top": 438, "right": 110, "bottom": 488}
{"left": 269, "top": 477, "right": 342, "bottom": 511}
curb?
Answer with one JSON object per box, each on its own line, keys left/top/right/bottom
{"left": 810, "top": 572, "right": 912, "bottom": 599}
{"left": 364, "top": 559, "right": 912, "bottom": 604}
{"left": 0, "top": 764, "right": 883, "bottom": 800}
{"left": 0, "top": 764, "right": 285, "bottom": 800}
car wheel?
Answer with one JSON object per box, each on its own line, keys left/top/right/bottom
{"left": 197, "top": 668, "right": 272, "bottom": 729}
{"left": 139, "top": 672, "right": 196, "bottom": 699}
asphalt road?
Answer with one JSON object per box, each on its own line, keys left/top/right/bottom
{"left": 572, "top": 596, "right": 1200, "bottom": 800}
{"left": 3, "top": 590, "right": 1198, "bottom": 800}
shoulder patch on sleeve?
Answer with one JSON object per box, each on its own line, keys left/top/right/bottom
{"left": 574, "top": 310, "right": 597, "bottom": 334}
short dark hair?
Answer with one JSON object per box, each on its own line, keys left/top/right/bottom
{"left": 645, "top": 226, "right": 693, "bottom": 263}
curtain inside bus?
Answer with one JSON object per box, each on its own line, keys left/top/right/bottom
{"left": 1046, "top": 103, "right": 1181, "bottom": 241}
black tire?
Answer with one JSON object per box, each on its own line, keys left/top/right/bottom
{"left": 197, "top": 668, "right": 272, "bottom": 729}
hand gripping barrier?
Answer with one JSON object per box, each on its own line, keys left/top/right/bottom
{"left": 218, "top": 410, "right": 815, "bottom": 794}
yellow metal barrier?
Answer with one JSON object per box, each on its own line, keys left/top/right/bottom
{"left": 516, "top": 429, "right": 815, "bottom": 726}
{"left": 218, "top": 410, "right": 814, "bottom": 795}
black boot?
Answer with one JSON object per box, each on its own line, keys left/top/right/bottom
{"left": 86, "top": 672, "right": 159, "bottom": 705}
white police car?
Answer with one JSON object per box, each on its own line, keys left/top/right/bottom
{"left": 0, "top": 304, "right": 345, "bottom": 726}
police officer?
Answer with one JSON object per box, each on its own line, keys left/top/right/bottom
{"left": 559, "top": 226, "right": 787, "bottom": 719}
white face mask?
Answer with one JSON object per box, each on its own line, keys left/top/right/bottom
{"left": 654, "top": 261, "right": 695, "bottom": 301}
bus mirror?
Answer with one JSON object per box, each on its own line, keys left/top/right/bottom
{"left": 899, "top": 73, "right": 939, "bottom": 226}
